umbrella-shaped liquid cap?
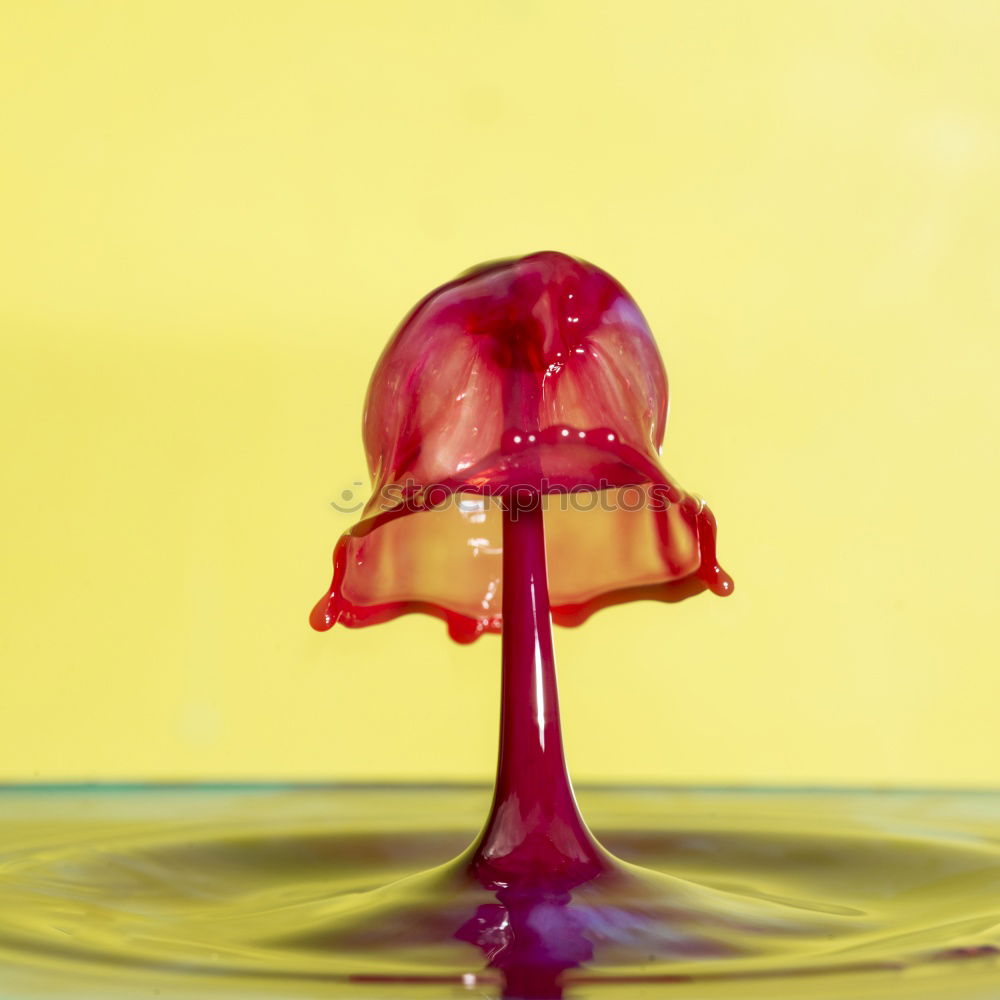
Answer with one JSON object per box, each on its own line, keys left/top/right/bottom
{"left": 313, "top": 252, "right": 732, "bottom": 642}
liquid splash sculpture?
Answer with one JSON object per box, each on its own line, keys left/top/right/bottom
{"left": 312, "top": 251, "right": 731, "bottom": 643}
{"left": 308, "top": 252, "right": 844, "bottom": 996}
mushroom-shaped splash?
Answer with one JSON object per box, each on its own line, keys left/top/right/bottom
{"left": 304, "top": 256, "right": 854, "bottom": 999}
{"left": 311, "top": 251, "right": 732, "bottom": 643}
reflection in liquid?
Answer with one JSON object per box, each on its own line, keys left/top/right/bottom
{"left": 456, "top": 888, "right": 593, "bottom": 999}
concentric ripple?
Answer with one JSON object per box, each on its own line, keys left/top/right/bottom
{"left": 1, "top": 785, "right": 999, "bottom": 998}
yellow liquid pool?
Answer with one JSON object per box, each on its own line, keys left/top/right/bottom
{"left": 1, "top": 785, "right": 999, "bottom": 998}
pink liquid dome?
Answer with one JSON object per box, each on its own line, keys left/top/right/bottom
{"left": 312, "top": 252, "right": 732, "bottom": 642}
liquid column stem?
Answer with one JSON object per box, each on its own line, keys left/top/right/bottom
{"left": 468, "top": 495, "right": 607, "bottom": 887}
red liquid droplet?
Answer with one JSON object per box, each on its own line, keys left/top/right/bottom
{"left": 312, "top": 251, "right": 732, "bottom": 639}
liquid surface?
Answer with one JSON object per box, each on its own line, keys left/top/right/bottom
{"left": 2, "top": 784, "right": 1000, "bottom": 999}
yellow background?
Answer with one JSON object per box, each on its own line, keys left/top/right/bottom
{"left": 2, "top": 2, "right": 998, "bottom": 785}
